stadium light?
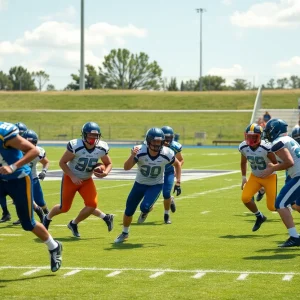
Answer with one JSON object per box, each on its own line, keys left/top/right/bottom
{"left": 79, "top": 0, "right": 85, "bottom": 90}
{"left": 196, "top": 8, "right": 206, "bottom": 91}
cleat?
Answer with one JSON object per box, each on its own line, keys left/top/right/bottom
{"left": 43, "top": 214, "right": 52, "bottom": 230}
{"left": 256, "top": 191, "right": 265, "bottom": 202}
{"left": 34, "top": 206, "right": 45, "bottom": 223}
{"left": 114, "top": 232, "right": 129, "bottom": 243}
{"left": 252, "top": 215, "right": 267, "bottom": 232}
{"left": 49, "top": 240, "right": 63, "bottom": 272}
{"left": 164, "top": 214, "right": 171, "bottom": 224}
{"left": 12, "top": 219, "right": 21, "bottom": 225}
{"left": 137, "top": 212, "right": 148, "bottom": 224}
{"left": 170, "top": 196, "right": 176, "bottom": 213}
{"left": 0, "top": 213, "right": 11, "bottom": 223}
{"left": 279, "top": 236, "right": 300, "bottom": 248}
{"left": 67, "top": 220, "right": 80, "bottom": 238}
{"left": 104, "top": 214, "right": 114, "bottom": 232}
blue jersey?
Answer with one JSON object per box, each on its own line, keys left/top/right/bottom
{"left": 0, "top": 122, "right": 31, "bottom": 180}
{"left": 165, "top": 140, "right": 182, "bottom": 173}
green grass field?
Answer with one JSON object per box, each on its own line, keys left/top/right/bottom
{"left": 0, "top": 146, "right": 298, "bottom": 300}
{"left": 0, "top": 89, "right": 300, "bottom": 144}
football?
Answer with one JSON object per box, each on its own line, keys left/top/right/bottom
{"left": 93, "top": 163, "right": 106, "bottom": 176}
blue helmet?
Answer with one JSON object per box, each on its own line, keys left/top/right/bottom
{"left": 81, "top": 122, "right": 101, "bottom": 146}
{"left": 23, "top": 129, "right": 38, "bottom": 145}
{"left": 146, "top": 127, "right": 165, "bottom": 152}
{"left": 161, "top": 126, "right": 174, "bottom": 145}
{"left": 244, "top": 123, "right": 263, "bottom": 147}
{"left": 291, "top": 127, "right": 300, "bottom": 143}
{"left": 15, "top": 122, "right": 27, "bottom": 137}
{"left": 264, "top": 118, "right": 288, "bottom": 142}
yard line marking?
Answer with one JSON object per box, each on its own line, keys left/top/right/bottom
{"left": 0, "top": 234, "right": 22, "bottom": 236}
{"left": 0, "top": 266, "right": 299, "bottom": 276}
{"left": 201, "top": 211, "right": 210, "bottom": 214}
{"left": 64, "top": 270, "right": 81, "bottom": 277}
{"left": 23, "top": 269, "right": 41, "bottom": 276}
{"left": 237, "top": 273, "right": 248, "bottom": 280}
{"left": 106, "top": 271, "right": 122, "bottom": 277}
{"left": 283, "top": 275, "right": 293, "bottom": 281}
{"left": 192, "top": 272, "right": 206, "bottom": 279}
{"left": 179, "top": 185, "right": 240, "bottom": 200}
{"left": 150, "top": 271, "right": 164, "bottom": 278}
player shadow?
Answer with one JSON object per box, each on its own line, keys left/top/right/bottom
{"left": 105, "top": 242, "right": 166, "bottom": 251}
{"left": 131, "top": 221, "right": 163, "bottom": 226}
{"left": 33, "top": 236, "right": 102, "bottom": 243}
{"left": 0, "top": 274, "right": 55, "bottom": 287}
{"left": 219, "top": 233, "right": 279, "bottom": 239}
{"left": 243, "top": 253, "right": 300, "bottom": 260}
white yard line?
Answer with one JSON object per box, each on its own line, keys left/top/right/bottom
{"left": 23, "top": 269, "right": 42, "bottom": 276}
{"left": 106, "top": 271, "right": 122, "bottom": 277}
{"left": 0, "top": 266, "right": 299, "bottom": 276}
{"left": 237, "top": 273, "right": 249, "bottom": 280}
{"left": 64, "top": 270, "right": 82, "bottom": 277}
{"left": 192, "top": 272, "right": 206, "bottom": 279}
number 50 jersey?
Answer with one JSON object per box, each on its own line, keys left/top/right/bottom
{"left": 133, "top": 144, "right": 175, "bottom": 185}
{"left": 239, "top": 140, "right": 274, "bottom": 177}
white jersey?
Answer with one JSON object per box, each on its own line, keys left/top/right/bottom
{"left": 67, "top": 139, "right": 109, "bottom": 180}
{"left": 271, "top": 135, "right": 300, "bottom": 178}
{"left": 28, "top": 146, "right": 46, "bottom": 179}
{"left": 239, "top": 140, "right": 274, "bottom": 177}
{"left": 133, "top": 144, "right": 175, "bottom": 185}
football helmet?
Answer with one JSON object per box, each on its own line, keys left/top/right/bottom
{"left": 264, "top": 118, "right": 288, "bottom": 142}
{"left": 244, "top": 123, "right": 263, "bottom": 147}
{"left": 161, "top": 126, "right": 174, "bottom": 145}
{"left": 82, "top": 122, "right": 101, "bottom": 146}
{"left": 15, "top": 122, "right": 28, "bottom": 137}
{"left": 23, "top": 129, "right": 38, "bottom": 145}
{"left": 291, "top": 127, "right": 300, "bottom": 143}
{"left": 146, "top": 127, "right": 165, "bottom": 152}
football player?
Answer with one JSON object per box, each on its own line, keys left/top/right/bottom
{"left": 43, "top": 122, "right": 114, "bottom": 238}
{"left": 0, "top": 121, "right": 62, "bottom": 272}
{"left": 12, "top": 129, "right": 49, "bottom": 225}
{"left": 114, "top": 127, "right": 182, "bottom": 243}
{"left": 262, "top": 119, "right": 300, "bottom": 247}
{"left": 1, "top": 122, "right": 28, "bottom": 223}
{"left": 160, "top": 126, "right": 183, "bottom": 224}
{"left": 239, "top": 123, "right": 277, "bottom": 232}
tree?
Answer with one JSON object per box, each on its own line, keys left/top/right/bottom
{"left": 202, "top": 75, "right": 226, "bottom": 91}
{"left": 266, "top": 78, "right": 275, "bottom": 89}
{"left": 32, "top": 70, "right": 50, "bottom": 91}
{"left": 289, "top": 75, "right": 300, "bottom": 89}
{"left": 180, "top": 81, "right": 185, "bottom": 91}
{"left": 276, "top": 77, "right": 289, "bottom": 89}
{"left": 46, "top": 84, "right": 56, "bottom": 91}
{"left": 0, "top": 71, "right": 13, "bottom": 90}
{"left": 232, "top": 78, "right": 250, "bottom": 90}
{"left": 100, "top": 48, "right": 162, "bottom": 90}
{"left": 167, "top": 77, "right": 178, "bottom": 91}
{"left": 66, "top": 64, "right": 106, "bottom": 90}
{"left": 8, "top": 66, "right": 36, "bottom": 91}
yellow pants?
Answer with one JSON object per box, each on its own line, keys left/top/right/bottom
{"left": 241, "top": 173, "right": 277, "bottom": 211}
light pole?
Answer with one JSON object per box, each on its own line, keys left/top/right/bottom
{"left": 196, "top": 8, "right": 206, "bottom": 91}
{"left": 79, "top": 0, "right": 85, "bottom": 90}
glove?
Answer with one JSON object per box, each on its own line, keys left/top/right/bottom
{"left": 38, "top": 170, "right": 47, "bottom": 180}
{"left": 173, "top": 184, "right": 181, "bottom": 196}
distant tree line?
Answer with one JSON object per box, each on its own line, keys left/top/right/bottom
{"left": 0, "top": 66, "right": 54, "bottom": 91}
{"left": 1, "top": 48, "right": 299, "bottom": 91}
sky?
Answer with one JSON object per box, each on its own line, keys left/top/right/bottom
{"left": 0, "top": 0, "right": 299, "bottom": 90}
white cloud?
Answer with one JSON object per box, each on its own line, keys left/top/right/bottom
{"left": 0, "top": 0, "right": 8, "bottom": 11}
{"left": 18, "top": 21, "right": 147, "bottom": 49}
{"left": 39, "top": 5, "right": 76, "bottom": 21}
{"left": 222, "top": 0, "right": 232, "bottom": 6}
{"left": 230, "top": 0, "right": 300, "bottom": 28}
{"left": 0, "top": 41, "right": 29, "bottom": 55}
{"left": 208, "top": 64, "right": 244, "bottom": 77}
{"left": 276, "top": 56, "right": 300, "bottom": 68}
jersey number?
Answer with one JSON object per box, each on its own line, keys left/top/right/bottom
{"left": 290, "top": 140, "right": 300, "bottom": 158}
{"left": 247, "top": 156, "right": 266, "bottom": 170}
{"left": 140, "top": 165, "right": 162, "bottom": 178}
{"left": 75, "top": 158, "right": 98, "bottom": 172}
